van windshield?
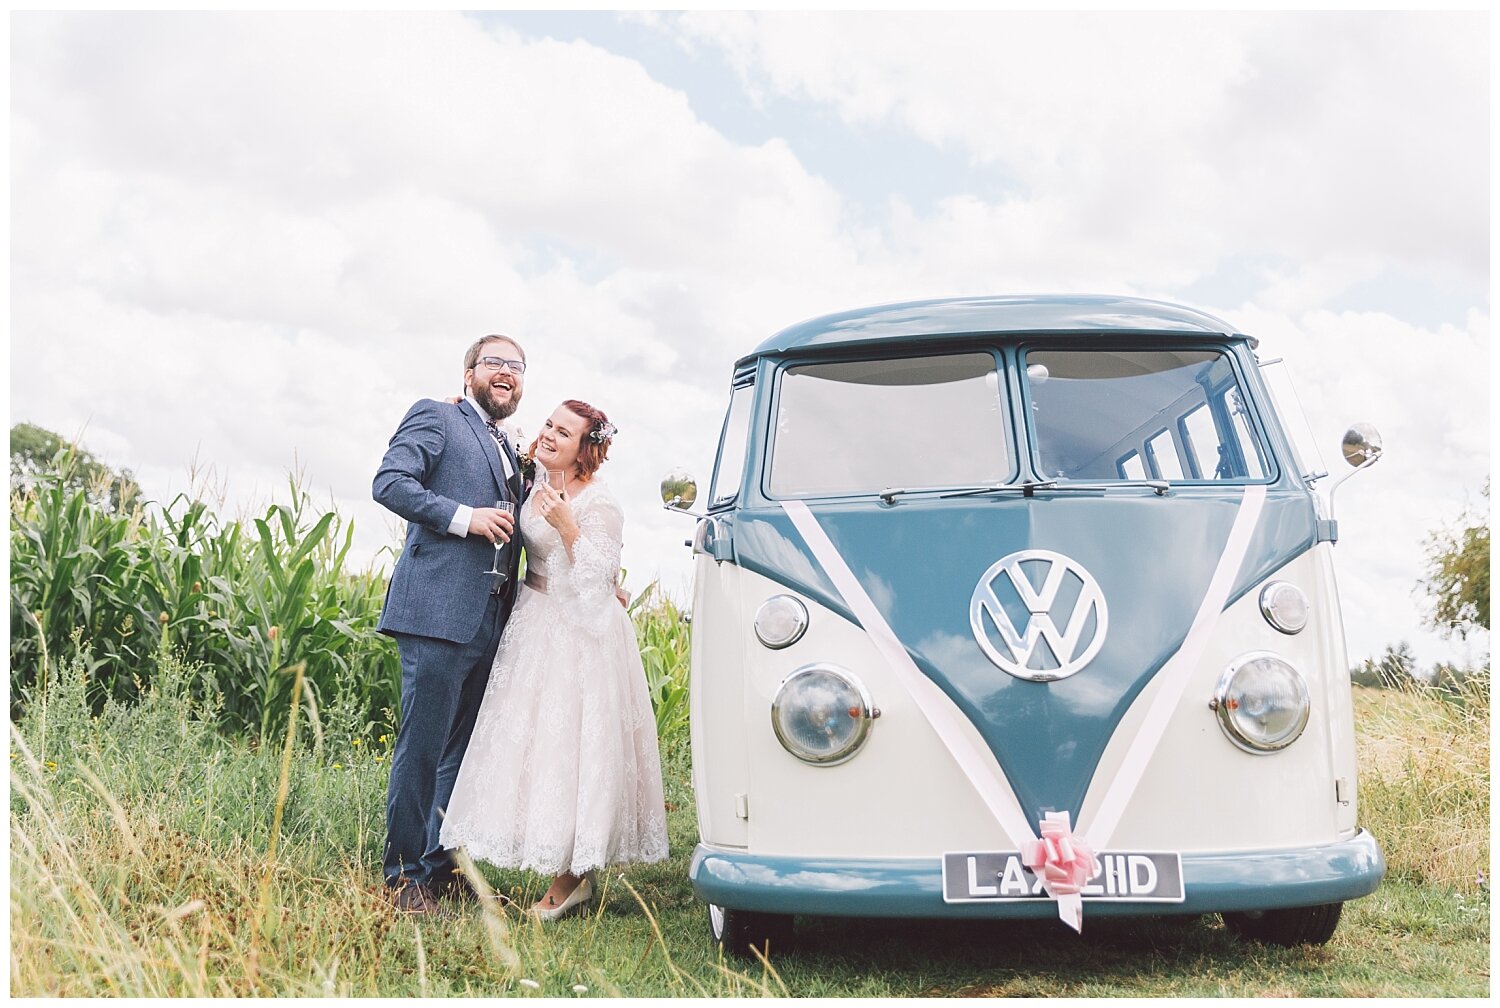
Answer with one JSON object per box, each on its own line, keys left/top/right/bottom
{"left": 1025, "top": 348, "right": 1269, "bottom": 482}
{"left": 769, "top": 353, "right": 1011, "bottom": 498}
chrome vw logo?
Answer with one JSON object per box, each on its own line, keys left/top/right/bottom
{"left": 969, "top": 550, "right": 1108, "bottom": 681}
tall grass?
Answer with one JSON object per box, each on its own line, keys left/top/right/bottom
{"left": 10, "top": 639, "right": 1490, "bottom": 997}
{"left": 1353, "top": 675, "right": 1490, "bottom": 889}
{"left": 11, "top": 453, "right": 692, "bottom": 749}
{"left": 11, "top": 457, "right": 393, "bottom": 741}
{"left": 8, "top": 637, "right": 762, "bottom": 997}
{"left": 629, "top": 581, "right": 691, "bottom": 740}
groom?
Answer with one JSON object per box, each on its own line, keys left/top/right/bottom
{"left": 373, "top": 334, "right": 528, "bottom": 913}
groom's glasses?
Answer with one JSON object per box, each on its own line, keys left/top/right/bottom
{"left": 475, "top": 356, "right": 527, "bottom": 375}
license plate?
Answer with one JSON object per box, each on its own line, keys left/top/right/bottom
{"left": 941, "top": 850, "right": 1184, "bottom": 903}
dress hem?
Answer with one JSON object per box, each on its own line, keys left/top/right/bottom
{"left": 444, "top": 840, "right": 670, "bottom": 879}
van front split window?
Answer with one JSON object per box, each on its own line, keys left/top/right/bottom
{"left": 1025, "top": 349, "right": 1270, "bottom": 483}
{"left": 769, "top": 353, "right": 1010, "bottom": 498}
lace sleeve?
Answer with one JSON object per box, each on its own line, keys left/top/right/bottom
{"left": 558, "top": 485, "right": 624, "bottom": 637}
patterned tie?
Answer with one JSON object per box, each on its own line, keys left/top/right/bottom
{"left": 486, "top": 419, "right": 521, "bottom": 499}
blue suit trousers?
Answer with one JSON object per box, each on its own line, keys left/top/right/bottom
{"left": 384, "top": 591, "right": 507, "bottom": 888}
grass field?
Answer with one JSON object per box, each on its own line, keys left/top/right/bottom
{"left": 9, "top": 645, "right": 1489, "bottom": 998}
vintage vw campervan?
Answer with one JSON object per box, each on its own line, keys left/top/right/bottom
{"left": 661, "top": 295, "right": 1385, "bottom": 956}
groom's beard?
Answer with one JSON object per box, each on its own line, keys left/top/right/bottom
{"left": 473, "top": 380, "right": 522, "bottom": 421}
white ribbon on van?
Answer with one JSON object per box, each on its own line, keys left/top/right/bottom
{"left": 1078, "top": 484, "right": 1266, "bottom": 851}
{"left": 783, "top": 484, "right": 1266, "bottom": 933}
{"left": 782, "top": 501, "right": 1039, "bottom": 850}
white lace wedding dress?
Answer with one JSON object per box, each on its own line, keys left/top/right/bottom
{"left": 439, "top": 477, "right": 669, "bottom": 876}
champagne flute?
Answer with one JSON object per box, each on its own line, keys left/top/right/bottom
{"left": 484, "top": 499, "right": 515, "bottom": 577}
{"left": 546, "top": 469, "right": 566, "bottom": 497}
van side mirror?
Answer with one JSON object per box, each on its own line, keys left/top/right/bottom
{"left": 1340, "top": 423, "right": 1383, "bottom": 468}
{"left": 661, "top": 469, "right": 700, "bottom": 513}
{"left": 1325, "top": 422, "right": 1384, "bottom": 528}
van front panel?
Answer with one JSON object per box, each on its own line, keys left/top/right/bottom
{"left": 689, "top": 295, "right": 1381, "bottom": 922}
{"left": 729, "top": 488, "right": 1319, "bottom": 830}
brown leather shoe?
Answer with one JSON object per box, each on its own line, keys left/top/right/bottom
{"left": 387, "top": 882, "right": 442, "bottom": 915}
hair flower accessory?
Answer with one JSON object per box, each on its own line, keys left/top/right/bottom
{"left": 590, "top": 421, "right": 618, "bottom": 444}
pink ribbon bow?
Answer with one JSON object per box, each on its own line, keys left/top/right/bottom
{"left": 1021, "top": 811, "right": 1098, "bottom": 932}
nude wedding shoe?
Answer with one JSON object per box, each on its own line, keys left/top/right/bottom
{"left": 528, "top": 872, "right": 595, "bottom": 921}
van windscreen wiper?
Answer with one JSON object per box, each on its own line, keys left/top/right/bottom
{"left": 937, "top": 479, "right": 1171, "bottom": 499}
{"left": 1050, "top": 480, "right": 1172, "bottom": 496}
{"left": 878, "top": 482, "right": 1054, "bottom": 503}
{"left": 937, "top": 480, "right": 1059, "bottom": 499}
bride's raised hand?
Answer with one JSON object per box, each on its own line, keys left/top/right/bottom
{"left": 534, "top": 481, "right": 580, "bottom": 545}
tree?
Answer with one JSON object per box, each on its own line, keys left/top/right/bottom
{"left": 10, "top": 422, "right": 140, "bottom": 513}
{"left": 1419, "top": 480, "right": 1490, "bottom": 638}
{"left": 1350, "top": 641, "right": 1419, "bottom": 689}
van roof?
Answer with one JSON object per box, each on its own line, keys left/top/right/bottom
{"left": 748, "top": 294, "right": 1251, "bottom": 359}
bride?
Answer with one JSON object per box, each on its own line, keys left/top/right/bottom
{"left": 439, "top": 399, "right": 668, "bottom": 918}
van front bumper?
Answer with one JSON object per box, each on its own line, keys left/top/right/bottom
{"left": 689, "top": 830, "right": 1384, "bottom": 919}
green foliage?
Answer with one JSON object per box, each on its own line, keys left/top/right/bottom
{"left": 1350, "top": 641, "right": 1419, "bottom": 689}
{"left": 11, "top": 422, "right": 141, "bottom": 513}
{"left": 1430, "top": 660, "right": 1490, "bottom": 704}
{"left": 1353, "top": 681, "right": 1489, "bottom": 890}
{"left": 10, "top": 458, "right": 400, "bottom": 741}
{"left": 9, "top": 649, "right": 1490, "bottom": 996}
{"left": 629, "top": 582, "right": 691, "bottom": 741}
{"left": 1419, "top": 480, "right": 1490, "bottom": 637}
{"left": 10, "top": 436, "right": 694, "bottom": 749}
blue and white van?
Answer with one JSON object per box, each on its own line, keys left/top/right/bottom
{"left": 661, "top": 294, "right": 1385, "bottom": 956}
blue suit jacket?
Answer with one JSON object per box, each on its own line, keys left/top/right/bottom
{"left": 374, "top": 398, "right": 523, "bottom": 643}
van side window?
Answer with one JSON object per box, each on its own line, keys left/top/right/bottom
{"left": 769, "top": 353, "right": 1010, "bottom": 497}
{"left": 1028, "top": 349, "right": 1269, "bottom": 483}
{"left": 709, "top": 384, "right": 755, "bottom": 508}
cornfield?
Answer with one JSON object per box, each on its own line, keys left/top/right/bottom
{"left": 9, "top": 453, "right": 693, "bottom": 747}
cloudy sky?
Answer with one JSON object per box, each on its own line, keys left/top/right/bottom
{"left": 9, "top": 11, "right": 1489, "bottom": 669}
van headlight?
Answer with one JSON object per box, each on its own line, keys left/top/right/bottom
{"left": 770, "top": 664, "right": 879, "bottom": 765}
{"left": 755, "top": 595, "right": 808, "bottom": 649}
{"left": 1212, "top": 652, "right": 1310, "bottom": 753}
{"left": 1259, "top": 581, "right": 1309, "bottom": 634}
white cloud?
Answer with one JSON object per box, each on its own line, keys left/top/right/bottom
{"left": 9, "top": 11, "right": 1488, "bottom": 674}
{"left": 669, "top": 11, "right": 1487, "bottom": 301}
{"left": 10, "top": 12, "right": 845, "bottom": 611}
